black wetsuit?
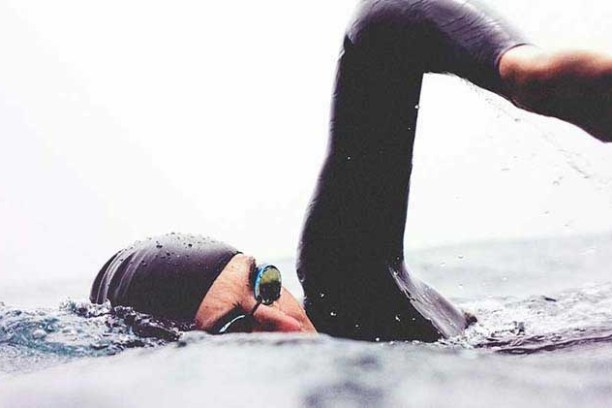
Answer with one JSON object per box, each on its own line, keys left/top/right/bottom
{"left": 297, "top": 0, "right": 526, "bottom": 341}
{"left": 91, "top": 0, "right": 526, "bottom": 342}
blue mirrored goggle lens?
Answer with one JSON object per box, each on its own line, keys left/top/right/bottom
{"left": 253, "top": 264, "right": 282, "bottom": 305}
{"left": 215, "top": 264, "right": 282, "bottom": 335}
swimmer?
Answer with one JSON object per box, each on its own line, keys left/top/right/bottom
{"left": 91, "top": 0, "right": 612, "bottom": 342}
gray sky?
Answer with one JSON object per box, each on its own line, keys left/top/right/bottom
{"left": 1, "top": 0, "right": 611, "bottom": 286}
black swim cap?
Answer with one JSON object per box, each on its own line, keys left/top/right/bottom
{"left": 90, "top": 233, "right": 240, "bottom": 322}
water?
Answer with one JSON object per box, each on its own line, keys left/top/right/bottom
{"left": 2, "top": 234, "right": 612, "bottom": 407}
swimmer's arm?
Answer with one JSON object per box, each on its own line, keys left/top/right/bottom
{"left": 499, "top": 45, "right": 612, "bottom": 142}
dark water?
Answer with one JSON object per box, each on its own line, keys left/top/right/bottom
{"left": 2, "top": 234, "right": 612, "bottom": 407}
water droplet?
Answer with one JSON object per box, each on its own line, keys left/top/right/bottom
{"left": 375, "top": 337, "right": 381, "bottom": 342}
{"left": 330, "top": 311, "right": 337, "bottom": 317}
{"left": 32, "top": 329, "right": 47, "bottom": 340}
{"left": 414, "top": 104, "right": 420, "bottom": 110}
{"left": 394, "top": 314, "right": 401, "bottom": 322}
{"left": 347, "top": 156, "right": 351, "bottom": 161}
{"left": 457, "top": 255, "right": 464, "bottom": 260}
{"left": 187, "top": 243, "right": 193, "bottom": 248}
{"left": 319, "top": 293, "right": 325, "bottom": 298}
{"left": 156, "top": 244, "right": 163, "bottom": 249}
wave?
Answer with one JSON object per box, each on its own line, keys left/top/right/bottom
{"left": 444, "top": 281, "right": 612, "bottom": 353}
{"left": 0, "top": 300, "right": 189, "bottom": 375}
{"left": 2, "top": 281, "right": 612, "bottom": 376}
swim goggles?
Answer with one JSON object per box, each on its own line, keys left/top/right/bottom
{"left": 213, "top": 264, "right": 282, "bottom": 334}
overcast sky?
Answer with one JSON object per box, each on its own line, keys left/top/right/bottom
{"left": 1, "top": 0, "right": 611, "bottom": 286}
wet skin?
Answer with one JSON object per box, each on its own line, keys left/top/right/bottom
{"left": 500, "top": 45, "right": 612, "bottom": 142}
{"left": 195, "top": 254, "right": 317, "bottom": 334}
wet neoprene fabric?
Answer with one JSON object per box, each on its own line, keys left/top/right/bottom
{"left": 297, "top": 0, "right": 527, "bottom": 341}
{"left": 91, "top": 0, "right": 526, "bottom": 341}
{"left": 90, "top": 234, "right": 239, "bottom": 322}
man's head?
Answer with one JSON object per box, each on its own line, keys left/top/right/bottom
{"left": 91, "top": 234, "right": 315, "bottom": 334}
{"left": 195, "top": 254, "right": 316, "bottom": 334}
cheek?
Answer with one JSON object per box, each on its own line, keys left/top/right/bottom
{"left": 195, "top": 281, "right": 248, "bottom": 329}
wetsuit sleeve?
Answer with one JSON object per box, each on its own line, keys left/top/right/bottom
{"left": 297, "top": 0, "right": 526, "bottom": 341}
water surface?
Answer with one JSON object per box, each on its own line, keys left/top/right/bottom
{"left": 2, "top": 234, "right": 612, "bottom": 407}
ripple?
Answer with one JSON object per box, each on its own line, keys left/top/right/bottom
{"left": 445, "top": 282, "right": 612, "bottom": 354}
{"left": 0, "top": 300, "right": 191, "bottom": 374}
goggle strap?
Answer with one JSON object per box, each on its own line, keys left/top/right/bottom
{"left": 249, "top": 299, "right": 263, "bottom": 316}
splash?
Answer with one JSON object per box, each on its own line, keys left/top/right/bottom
{"left": 443, "top": 282, "right": 612, "bottom": 354}
{"left": 3, "top": 279, "right": 612, "bottom": 378}
{"left": 0, "top": 300, "right": 190, "bottom": 375}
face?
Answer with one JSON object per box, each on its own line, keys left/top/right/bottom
{"left": 194, "top": 254, "right": 317, "bottom": 334}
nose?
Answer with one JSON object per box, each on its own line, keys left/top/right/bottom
{"left": 251, "top": 304, "right": 303, "bottom": 333}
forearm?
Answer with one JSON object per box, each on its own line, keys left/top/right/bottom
{"left": 499, "top": 45, "right": 612, "bottom": 141}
